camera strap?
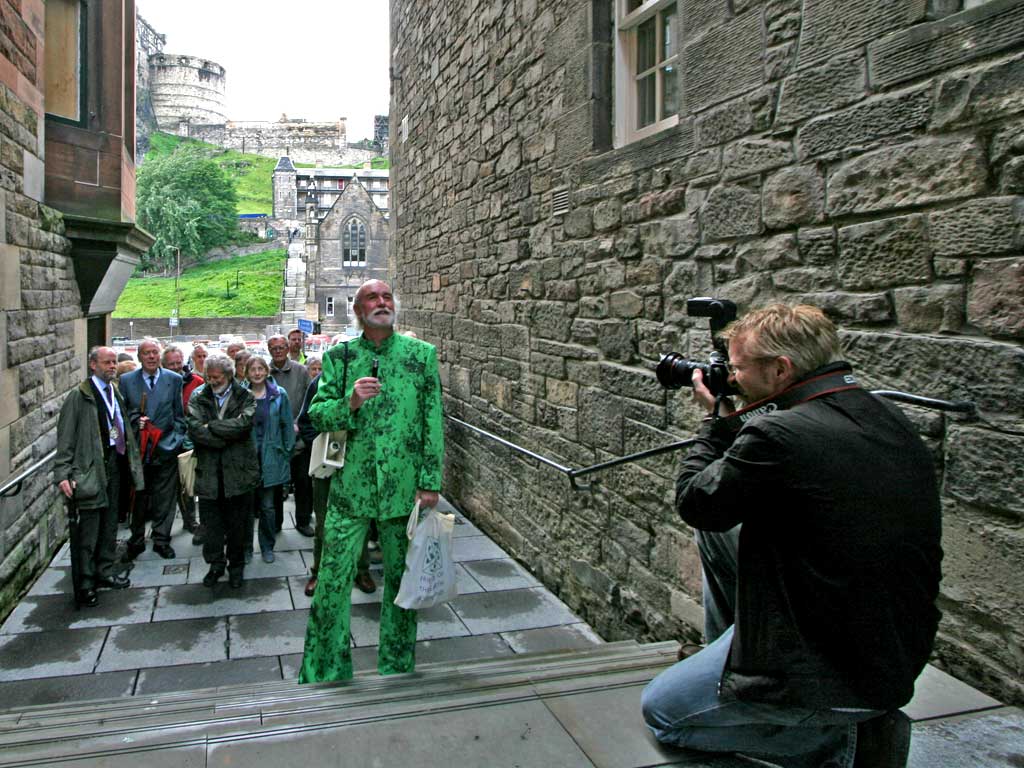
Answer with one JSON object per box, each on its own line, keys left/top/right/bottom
{"left": 715, "top": 363, "right": 861, "bottom": 433}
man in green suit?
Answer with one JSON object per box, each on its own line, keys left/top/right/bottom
{"left": 299, "top": 280, "right": 444, "bottom": 683}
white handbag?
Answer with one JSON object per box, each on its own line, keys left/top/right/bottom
{"left": 308, "top": 430, "right": 346, "bottom": 479}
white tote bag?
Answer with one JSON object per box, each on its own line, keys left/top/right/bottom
{"left": 394, "top": 500, "right": 458, "bottom": 610}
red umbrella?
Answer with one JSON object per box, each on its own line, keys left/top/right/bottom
{"left": 139, "top": 421, "right": 163, "bottom": 464}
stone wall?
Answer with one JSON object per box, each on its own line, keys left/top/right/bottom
{"left": 185, "top": 120, "right": 379, "bottom": 167}
{"left": 111, "top": 317, "right": 282, "bottom": 340}
{"left": 149, "top": 53, "right": 228, "bottom": 131}
{"left": 389, "top": 0, "right": 1024, "bottom": 704}
{"left": 0, "top": 15, "right": 82, "bottom": 622}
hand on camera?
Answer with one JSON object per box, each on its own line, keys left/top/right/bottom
{"left": 692, "top": 369, "right": 734, "bottom": 416}
{"left": 349, "top": 376, "right": 381, "bottom": 411}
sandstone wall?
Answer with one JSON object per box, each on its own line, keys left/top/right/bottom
{"left": 186, "top": 121, "right": 379, "bottom": 167}
{"left": 149, "top": 54, "right": 228, "bottom": 131}
{"left": 389, "top": 0, "right": 1024, "bottom": 704}
{"left": 111, "top": 317, "right": 282, "bottom": 340}
{"left": 0, "top": 17, "right": 82, "bottom": 621}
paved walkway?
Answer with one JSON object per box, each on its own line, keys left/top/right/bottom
{"left": 0, "top": 497, "right": 602, "bottom": 707}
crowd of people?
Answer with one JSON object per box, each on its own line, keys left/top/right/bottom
{"left": 54, "top": 288, "right": 941, "bottom": 767}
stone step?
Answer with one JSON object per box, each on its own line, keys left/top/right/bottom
{"left": 0, "top": 641, "right": 673, "bottom": 765}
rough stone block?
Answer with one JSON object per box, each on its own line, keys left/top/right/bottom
{"left": 930, "top": 197, "right": 1024, "bottom": 257}
{"left": 796, "top": 85, "right": 932, "bottom": 159}
{"left": 695, "top": 98, "right": 753, "bottom": 148}
{"left": 763, "top": 165, "right": 825, "bottom": 229}
{"left": 579, "top": 387, "right": 624, "bottom": 453}
{"left": 593, "top": 198, "right": 622, "bottom": 232}
{"left": 737, "top": 233, "right": 800, "bottom": 272}
{"left": 776, "top": 52, "right": 866, "bottom": 125}
{"left": 529, "top": 301, "right": 574, "bottom": 342}
{"left": 837, "top": 214, "right": 932, "bottom": 290}
{"left": 798, "top": 0, "right": 909, "bottom": 68}
{"left": 772, "top": 266, "right": 836, "bottom": 292}
{"left": 0, "top": 311, "right": 5, "bottom": 370}
{"left": 797, "top": 291, "right": 892, "bottom": 324}
{"left": 683, "top": 0, "right": 731, "bottom": 39}
{"left": 797, "top": 226, "right": 836, "bottom": 266}
{"left": 893, "top": 284, "right": 965, "bottom": 333}
{"left": 683, "top": 11, "right": 762, "bottom": 113}
{"left": 644, "top": 213, "right": 700, "bottom": 258}
{"left": 722, "top": 138, "right": 794, "bottom": 181}
{"left": 598, "top": 362, "right": 664, "bottom": 405}
{"left": 596, "top": 320, "right": 637, "bottom": 362}
{"left": 827, "top": 138, "right": 987, "bottom": 216}
{"left": 945, "top": 426, "right": 1024, "bottom": 518}
{"left": 1000, "top": 156, "right": 1024, "bottom": 194}
{"left": 562, "top": 208, "right": 593, "bottom": 239}
{"left": 1, "top": 244, "right": 20, "bottom": 311}
{"left": 608, "top": 290, "right": 644, "bottom": 318}
{"left": 840, "top": 330, "right": 1024, "bottom": 413}
{"left": 0, "top": 368, "right": 18, "bottom": 428}
{"left": 869, "top": 0, "right": 1024, "bottom": 89}
{"left": 932, "top": 52, "right": 1024, "bottom": 130}
{"left": 22, "top": 151, "right": 43, "bottom": 203}
{"left": 700, "top": 184, "right": 762, "bottom": 240}
{"left": 968, "top": 257, "right": 1024, "bottom": 339}
{"left": 0, "top": 424, "right": 8, "bottom": 481}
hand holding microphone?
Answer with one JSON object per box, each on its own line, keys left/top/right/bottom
{"left": 350, "top": 358, "right": 382, "bottom": 411}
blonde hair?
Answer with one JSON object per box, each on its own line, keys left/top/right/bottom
{"left": 722, "top": 304, "right": 841, "bottom": 377}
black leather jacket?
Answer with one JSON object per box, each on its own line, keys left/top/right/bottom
{"left": 676, "top": 363, "right": 942, "bottom": 711}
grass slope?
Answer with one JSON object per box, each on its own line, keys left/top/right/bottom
{"left": 114, "top": 249, "right": 286, "bottom": 318}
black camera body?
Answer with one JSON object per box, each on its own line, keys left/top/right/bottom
{"left": 656, "top": 297, "right": 739, "bottom": 397}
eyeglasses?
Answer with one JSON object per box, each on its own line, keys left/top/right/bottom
{"left": 268, "top": 345, "right": 287, "bottom": 352}
{"left": 725, "top": 356, "right": 775, "bottom": 375}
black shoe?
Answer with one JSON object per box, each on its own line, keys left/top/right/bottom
{"left": 97, "top": 574, "right": 131, "bottom": 589}
{"left": 295, "top": 524, "right": 315, "bottom": 537}
{"left": 76, "top": 588, "right": 99, "bottom": 607}
{"left": 153, "top": 543, "right": 176, "bottom": 559}
{"left": 229, "top": 572, "right": 243, "bottom": 588}
{"left": 125, "top": 541, "right": 145, "bottom": 560}
{"left": 354, "top": 571, "right": 376, "bottom": 594}
{"left": 202, "top": 568, "right": 224, "bottom": 587}
{"left": 192, "top": 525, "right": 207, "bottom": 546}
{"left": 854, "top": 710, "right": 911, "bottom": 768}
{"left": 184, "top": 521, "right": 199, "bottom": 534}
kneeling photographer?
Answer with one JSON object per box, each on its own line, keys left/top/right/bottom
{"left": 641, "top": 302, "right": 942, "bottom": 768}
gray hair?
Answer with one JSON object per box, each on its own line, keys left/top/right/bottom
{"left": 204, "top": 354, "right": 235, "bottom": 379}
{"left": 161, "top": 345, "right": 185, "bottom": 364}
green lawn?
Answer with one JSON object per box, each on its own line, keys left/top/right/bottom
{"left": 114, "top": 249, "right": 286, "bottom": 317}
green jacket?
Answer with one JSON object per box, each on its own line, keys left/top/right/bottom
{"left": 55, "top": 379, "right": 145, "bottom": 510}
{"left": 187, "top": 382, "right": 261, "bottom": 499}
{"left": 309, "top": 333, "right": 444, "bottom": 520}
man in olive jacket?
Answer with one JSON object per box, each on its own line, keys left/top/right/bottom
{"left": 186, "top": 355, "right": 260, "bottom": 588}
{"left": 299, "top": 280, "right": 444, "bottom": 684}
{"left": 55, "top": 347, "right": 145, "bottom": 607}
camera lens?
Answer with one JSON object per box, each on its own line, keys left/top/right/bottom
{"left": 656, "top": 353, "right": 702, "bottom": 390}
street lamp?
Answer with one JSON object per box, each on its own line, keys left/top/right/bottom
{"left": 129, "top": 320, "right": 134, "bottom": 341}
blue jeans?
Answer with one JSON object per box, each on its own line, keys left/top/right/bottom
{"left": 640, "top": 526, "right": 877, "bottom": 768}
{"left": 255, "top": 485, "right": 277, "bottom": 554}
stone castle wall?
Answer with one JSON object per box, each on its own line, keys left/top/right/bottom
{"left": 0, "top": 20, "right": 82, "bottom": 620}
{"left": 389, "top": 0, "right": 1024, "bottom": 704}
{"left": 186, "top": 121, "right": 378, "bottom": 167}
{"left": 111, "top": 317, "right": 281, "bottom": 340}
{"left": 149, "top": 53, "right": 228, "bottom": 131}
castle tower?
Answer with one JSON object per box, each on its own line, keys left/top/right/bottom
{"left": 272, "top": 156, "right": 298, "bottom": 220}
{"left": 148, "top": 54, "right": 227, "bottom": 131}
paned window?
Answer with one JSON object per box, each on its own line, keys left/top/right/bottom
{"left": 326, "top": 297, "right": 335, "bottom": 317}
{"left": 45, "top": 0, "right": 85, "bottom": 122}
{"left": 615, "top": 0, "right": 679, "bottom": 146}
{"left": 342, "top": 218, "right": 367, "bottom": 267}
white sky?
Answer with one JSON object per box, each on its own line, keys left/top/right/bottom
{"left": 136, "top": 0, "right": 391, "bottom": 142}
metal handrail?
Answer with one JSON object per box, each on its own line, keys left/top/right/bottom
{"left": 447, "top": 389, "right": 975, "bottom": 491}
{"left": 0, "top": 450, "right": 57, "bottom": 498}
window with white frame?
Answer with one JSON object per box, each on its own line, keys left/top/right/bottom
{"left": 326, "top": 296, "right": 335, "bottom": 317}
{"left": 615, "top": 0, "right": 679, "bottom": 146}
{"left": 342, "top": 217, "right": 367, "bottom": 266}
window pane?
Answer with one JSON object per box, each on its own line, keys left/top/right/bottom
{"left": 626, "top": 0, "right": 643, "bottom": 12}
{"left": 45, "top": 0, "right": 81, "bottom": 119}
{"left": 636, "top": 17, "right": 655, "bottom": 74}
{"left": 661, "top": 4, "right": 677, "bottom": 61}
{"left": 661, "top": 64, "right": 678, "bottom": 118}
{"left": 637, "top": 73, "right": 656, "bottom": 128}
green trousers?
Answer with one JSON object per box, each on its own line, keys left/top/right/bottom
{"left": 298, "top": 514, "right": 415, "bottom": 683}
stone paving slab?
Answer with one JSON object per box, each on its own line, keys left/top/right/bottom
{"left": 272, "top": 528, "right": 316, "bottom": 552}
{"left": 26, "top": 566, "right": 73, "bottom": 597}
{"left": 0, "top": 627, "right": 109, "bottom": 681}
{"left": 95, "top": 617, "right": 227, "bottom": 673}
{"left": 903, "top": 663, "right": 1001, "bottom": 722}
{"left": 452, "top": 534, "right": 510, "bottom": 562}
{"left": 229, "top": 609, "right": 310, "bottom": 659}
{"left": 135, "top": 656, "right": 284, "bottom": 696}
{"left": 450, "top": 587, "right": 582, "bottom": 635}
{"left": 0, "top": 669, "right": 137, "bottom": 710}
{"left": 121, "top": 560, "right": 190, "bottom": 589}
{"left": 40, "top": 746, "right": 208, "bottom": 768}
{"left": 350, "top": 601, "right": 471, "bottom": 646}
{"left": 910, "top": 707, "right": 1024, "bottom": 767}
{"left": 183, "top": 550, "right": 306, "bottom": 584}
{"left": 462, "top": 557, "right": 541, "bottom": 590}
{"left": 501, "top": 623, "right": 605, "bottom": 655}
{"left": 153, "top": 577, "right": 293, "bottom": 621}
{"left": 1, "top": 588, "right": 157, "bottom": 634}
{"left": 206, "top": 698, "right": 597, "bottom": 768}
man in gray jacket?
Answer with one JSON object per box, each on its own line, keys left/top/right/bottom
{"left": 55, "top": 347, "right": 145, "bottom": 607}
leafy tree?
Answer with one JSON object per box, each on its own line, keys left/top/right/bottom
{"left": 136, "top": 144, "right": 239, "bottom": 272}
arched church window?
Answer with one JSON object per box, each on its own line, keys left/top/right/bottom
{"left": 342, "top": 218, "right": 367, "bottom": 267}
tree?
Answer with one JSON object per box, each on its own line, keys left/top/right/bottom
{"left": 136, "top": 145, "right": 239, "bottom": 272}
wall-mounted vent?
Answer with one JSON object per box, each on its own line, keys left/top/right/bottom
{"left": 551, "top": 188, "right": 571, "bottom": 217}
{"left": 400, "top": 115, "right": 409, "bottom": 143}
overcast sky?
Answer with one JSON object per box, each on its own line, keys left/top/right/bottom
{"left": 136, "top": 0, "right": 391, "bottom": 141}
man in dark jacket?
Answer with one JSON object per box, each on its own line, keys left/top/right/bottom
{"left": 641, "top": 304, "right": 942, "bottom": 768}
{"left": 186, "top": 354, "right": 260, "bottom": 588}
{"left": 55, "top": 347, "right": 145, "bottom": 607}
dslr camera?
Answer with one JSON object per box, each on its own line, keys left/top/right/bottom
{"left": 656, "top": 297, "right": 739, "bottom": 397}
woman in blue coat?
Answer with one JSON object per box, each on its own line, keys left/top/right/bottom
{"left": 246, "top": 356, "right": 294, "bottom": 562}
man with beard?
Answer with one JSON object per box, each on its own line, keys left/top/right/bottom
{"left": 298, "top": 279, "right": 444, "bottom": 683}
{"left": 162, "top": 345, "right": 203, "bottom": 539}
{"left": 55, "top": 347, "right": 145, "bottom": 606}
{"left": 641, "top": 304, "right": 942, "bottom": 768}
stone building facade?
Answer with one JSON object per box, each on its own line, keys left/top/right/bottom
{"left": 1, "top": 0, "right": 151, "bottom": 620}
{"left": 388, "top": 0, "right": 1024, "bottom": 705}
